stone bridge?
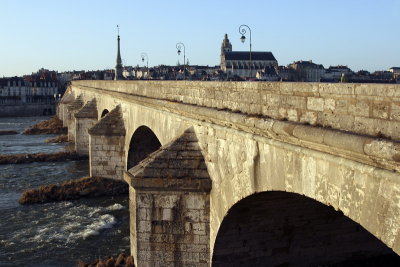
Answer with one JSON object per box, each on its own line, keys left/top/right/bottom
{"left": 59, "top": 80, "right": 400, "bottom": 266}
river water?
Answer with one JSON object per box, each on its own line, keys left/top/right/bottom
{"left": 0, "top": 117, "right": 130, "bottom": 266}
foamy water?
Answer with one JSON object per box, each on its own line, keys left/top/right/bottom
{"left": 0, "top": 117, "right": 130, "bottom": 266}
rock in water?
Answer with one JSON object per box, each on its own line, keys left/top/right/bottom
{"left": 19, "top": 176, "right": 128, "bottom": 205}
{"left": 23, "top": 116, "right": 67, "bottom": 135}
{"left": 0, "top": 151, "right": 87, "bottom": 164}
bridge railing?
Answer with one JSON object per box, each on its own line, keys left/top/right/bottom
{"left": 72, "top": 80, "right": 400, "bottom": 141}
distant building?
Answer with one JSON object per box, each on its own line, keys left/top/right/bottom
{"left": 323, "top": 65, "right": 353, "bottom": 82}
{"left": 123, "top": 66, "right": 135, "bottom": 80}
{"left": 0, "top": 77, "right": 58, "bottom": 100}
{"left": 220, "top": 34, "right": 278, "bottom": 79}
{"left": 256, "top": 66, "right": 280, "bottom": 81}
{"left": 289, "top": 60, "right": 325, "bottom": 82}
{"left": 277, "top": 66, "right": 297, "bottom": 81}
{"left": 0, "top": 75, "right": 58, "bottom": 116}
{"left": 389, "top": 67, "right": 400, "bottom": 79}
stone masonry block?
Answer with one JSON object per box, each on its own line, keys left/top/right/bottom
{"left": 307, "top": 97, "right": 325, "bottom": 111}
{"left": 348, "top": 101, "right": 370, "bottom": 117}
{"left": 192, "top": 222, "right": 207, "bottom": 235}
{"left": 286, "top": 96, "right": 307, "bottom": 109}
{"left": 300, "top": 111, "right": 318, "bottom": 125}
{"left": 138, "top": 220, "right": 151, "bottom": 233}
{"left": 372, "top": 102, "right": 389, "bottom": 119}
{"left": 137, "top": 194, "right": 152, "bottom": 208}
{"left": 154, "top": 195, "right": 179, "bottom": 209}
{"left": 391, "top": 102, "right": 400, "bottom": 121}
{"left": 183, "top": 209, "right": 200, "bottom": 222}
{"left": 185, "top": 194, "right": 207, "bottom": 209}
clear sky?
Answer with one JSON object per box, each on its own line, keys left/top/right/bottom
{"left": 1, "top": 0, "right": 399, "bottom": 77}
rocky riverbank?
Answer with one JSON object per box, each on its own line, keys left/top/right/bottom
{"left": 23, "top": 116, "right": 67, "bottom": 135}
{"left": 45, "top": 134, "right": 68, "bottom": 143}
{"left": 0, "top": 151, "right": 87, "bottom": 164}
{"left": 77, "top": 253, "right": 135, "bottom": 267}
{"left": 19, "top": 176, "right": 128, "bottom": 205}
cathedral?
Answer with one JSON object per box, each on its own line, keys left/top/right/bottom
{"left": 220, "top": 34, "right": 278, "bottom": 79}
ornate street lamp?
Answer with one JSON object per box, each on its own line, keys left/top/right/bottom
{"left": 239, "top": 24, "right": 252, "bottom": 78}
{"left": 176, "top": 42, "right": 186, "bottom": 80}
{"left": 140, "top": 52, "right": 149, "bottom": 79}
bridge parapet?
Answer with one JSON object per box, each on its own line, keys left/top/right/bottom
{"left": 73, "top": 81, "right": 400, "bottom": 141}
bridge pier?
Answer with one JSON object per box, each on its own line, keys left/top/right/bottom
{"left": 125, "top": 128, "right": 212, "bottom": 266}
{"left": 57, "top": 91, "right": 74, "bottom": 126}
{"left": 66, "top": 96, "right": 83, "bottom": 143}
{"left": 74, "top": 99, "right": 98, "bottom": 156}
{"left": 88, "top": 105, "right": 126, "bottom": 179}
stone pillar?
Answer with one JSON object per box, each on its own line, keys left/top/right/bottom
{"left": 74, "top": 99, "right": 98, "bottom": 156}
{"left": 58, "top": 92, "right": 74, "bottom": 126}
{"left": 88, "top": 105, "right": 126, "bottom": 180}
{"left": 124, "top": 127, "right": 212, "bottom": 267}
{"left": 66, "top": 95, "right": 83, "bottom": 143}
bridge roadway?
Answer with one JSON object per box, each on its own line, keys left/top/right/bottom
{"left": 60, "top": 80, "right": 400, "bottom": 266}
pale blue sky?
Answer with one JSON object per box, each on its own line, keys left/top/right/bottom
{"left": 1, "top": 0, "right": 399, "bottom": 77}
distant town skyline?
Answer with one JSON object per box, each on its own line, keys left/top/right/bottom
{"left": 1, "top": 0, "right": 399, "bottom": 77}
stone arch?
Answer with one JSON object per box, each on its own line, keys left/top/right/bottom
{"left": 212, "top": 191, "right": 400, "bottom": 266}
{"left": 207, "top": 136, "right": 400, "bottom": 258}
{"left": 100, "top": 109, "right": 109, "bottom": 118}
{"left": 127, "top": 125, "right": 162, "bottom": 170}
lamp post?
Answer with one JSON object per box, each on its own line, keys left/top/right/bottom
{"left": 176, "top": 42, "right": 186, "bottom": 80}
{"left": 239, "top": 24, "right": 252, "bottom": 79}
{"left": 140, "top": 53, "right": 149, "bottom": 79}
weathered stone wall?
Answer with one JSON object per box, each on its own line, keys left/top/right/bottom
{"left": 75, "top": 117, "right": 97, "bottom": 155}
{"left": 66, "top": 96, "right": 83, "bottom": 143}
{"left": 195, "top": 123, "right": 400, "bottom": 258}
{"left": 59, "top": 89, "right": 74, "bottom": 126}
{"left": 74, "top": 99, "right": 98, "bottom": 156}
{"left": 67, "top": 81, "right": 400, "bottom": 263}
{"left": 88, "top": 105, "right": 126, "bottom": 180}
{"left": 125, "top": 127, "right": 212, "bottom": 266}
{"left": 132, "top": 191, "right": 210, "bottom": 267}
{"left": 89, "top": 134, "right": 125, "bottom": 179}
{"left": 73, "top": 80, "right": 400, "bottom": 140}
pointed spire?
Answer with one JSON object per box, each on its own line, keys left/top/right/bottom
{"left": 221, "top": 33, "right": 232, "bottom": 55}
{"left": 115, "top": 25, "right": 123, "bottom": 80}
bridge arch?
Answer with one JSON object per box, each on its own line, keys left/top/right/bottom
{"left": 127, "top": 125, "right": 161, "bottom": 170}
{"left": 212, "top": 191, "right": 400, "bottom": 266}
{"left": 206, "top": 133, "right": 400, "bottom": 262}
{"left": 100, "top": 109, "right": 109, "bottom": 118}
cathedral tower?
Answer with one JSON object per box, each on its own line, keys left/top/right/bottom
{"left": 220, "top": 34, "right": 232, "bottom": 69}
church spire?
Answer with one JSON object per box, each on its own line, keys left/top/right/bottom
{"left": 221, "top": 33, "right": 232, "bottom": 55}
{"left": 115, "top": 25, "right": 123, "bottom": 80}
